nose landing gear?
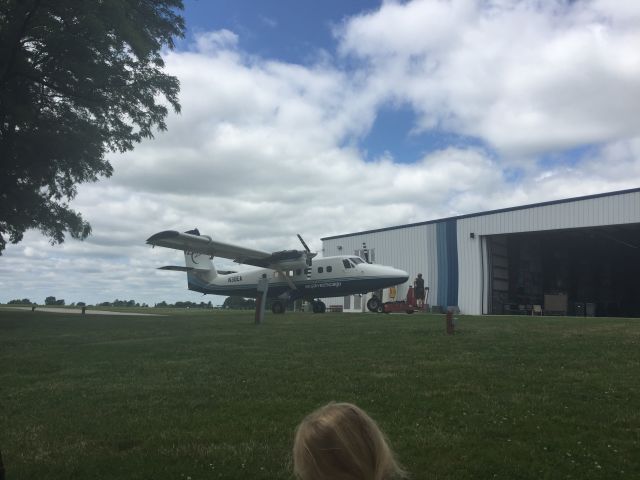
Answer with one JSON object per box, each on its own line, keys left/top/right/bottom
{"left": 366, "top": 296, "right": 381, "bottom": 313}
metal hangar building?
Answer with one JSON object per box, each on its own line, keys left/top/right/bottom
{"left": 321, "top": 188, "right": 640, "bottom": 317}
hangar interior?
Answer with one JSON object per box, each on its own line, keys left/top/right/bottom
{"left": 488, "top": 223, "right": 640, "bottom": 317}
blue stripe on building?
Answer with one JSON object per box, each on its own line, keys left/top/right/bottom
{"left": 436, "top": 220, "right": 459, "bottom": 308}
{"left": 446, "top": 219, "right": 458, "bottom": 307}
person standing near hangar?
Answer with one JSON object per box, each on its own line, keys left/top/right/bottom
{"left": 414, "top": 273, "right": 425, "bottom": 309}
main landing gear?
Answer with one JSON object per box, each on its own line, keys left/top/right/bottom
{"left": 271, "top": 300, "right": 285, "bottom": 314}
{"left": 311, "top": 300, "right": 326, "bottom": 314}
{"left": 271, "top": 299, "right": 326, "bottom": 314}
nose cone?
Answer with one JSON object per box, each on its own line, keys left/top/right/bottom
{"left": 361, "top": 264, "right": 410, "bottom": 289}
{"left": 396, "top": 268, "right": 410, "bottom": 284}
{"left": 374, "top": 265, "right": 409, "bottom": 284}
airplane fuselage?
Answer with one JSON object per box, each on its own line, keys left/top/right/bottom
{"left": 187, "top": 255, "right": 408, "bottom": 300}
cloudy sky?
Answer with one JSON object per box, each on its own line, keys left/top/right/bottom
{"left": 2, "top": 0, "right": 640, "bottom": 306}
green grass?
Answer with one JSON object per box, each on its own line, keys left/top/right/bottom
{"left": 1, "top": 309, "right": 639, "bottom": 479}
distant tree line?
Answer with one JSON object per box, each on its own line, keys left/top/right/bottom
{"left": 98, "top": 299, "right": 144, "bottom": 308}
{"left": 5, "top": 298, "right": 249, "bottom": 309}
{"left": 8, "top": 298, "right": 34, "bottom": 305}
{"left": 154, "top": 300, "right": 213, "bottom": 308}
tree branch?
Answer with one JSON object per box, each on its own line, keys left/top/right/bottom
{"left": 0, "top": 0, "right": 42, "bottom": 86}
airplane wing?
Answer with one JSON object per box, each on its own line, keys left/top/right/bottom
{"left": 146, "top": 229, "right": 316, "bottom": 270}
{"left": 157, "top": 266, "right": 238, "bottom": 275}
{"left": 147, "top": 230, "right": 271, "bottom": 264}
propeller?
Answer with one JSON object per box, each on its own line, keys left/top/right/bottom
{"left": 297, "top": 234, "right": 316, "bottom": 267}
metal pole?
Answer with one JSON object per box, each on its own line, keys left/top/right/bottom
{"left": 255, "top": 278, "right": 269, "bottom": 324}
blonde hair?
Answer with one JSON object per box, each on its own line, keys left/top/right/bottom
{"left": 293, "top": 402, "right": 406, "bottom": 480}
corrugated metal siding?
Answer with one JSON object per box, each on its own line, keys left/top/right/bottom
{"left": 458, "top": 191, "right": 640, "bottom": 236}
{"left": 456, "top": 190, "right": 640, "bottom": 314}
{"left": 323, "top": 190, "right": 640, "bottom": 315}
{"left": 321, "top": 223, "right": 439, "bottom": 303}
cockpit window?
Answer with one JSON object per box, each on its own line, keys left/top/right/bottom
{"left": 342, "top": 259, "right": 352, "bottom": 269}
{"left": 350, "top": 257, "right": 364, "bottom": 264}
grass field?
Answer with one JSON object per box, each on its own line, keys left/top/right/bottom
{"left": 1, "top": 308, "right": 639, "bottom": 479}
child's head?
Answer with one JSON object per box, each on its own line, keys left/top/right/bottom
{"left": 293, "top": 402, "right": 405, "bottom": 480}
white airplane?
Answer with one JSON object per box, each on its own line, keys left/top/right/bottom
{"left": 146, "top": 229, "right": 409, "bottom": 314}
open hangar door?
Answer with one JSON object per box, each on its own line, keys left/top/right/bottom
{"left": 486, "top": 223, "right": 640, "bottom": 317}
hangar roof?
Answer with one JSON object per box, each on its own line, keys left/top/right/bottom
{"left": 321, "top": 187, "right": 640, "bottom": 241}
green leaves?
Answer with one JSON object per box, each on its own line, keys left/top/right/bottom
{"left": 0, "top": 0, "right": 184, "bottom": 254}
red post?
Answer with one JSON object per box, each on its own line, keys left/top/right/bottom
{"left": 446, "top": 310, "right": 454, "bottom": 335}
{"left": 406, "top": 286, "right": 415, "bottom": 307}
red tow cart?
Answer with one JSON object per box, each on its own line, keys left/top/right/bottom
{"left": 381, "top": 286, "right": 429, "bottom": 314}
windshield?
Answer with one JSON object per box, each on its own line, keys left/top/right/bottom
{"left": 350, "top": 257, "right": 364, "bottom": 264}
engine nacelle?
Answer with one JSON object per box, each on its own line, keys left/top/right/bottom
{"left": 270, "top": 258, "right": 309, "bottom": 271}
{"left": 267, "top": 250, "right": 315, "bottom": 271}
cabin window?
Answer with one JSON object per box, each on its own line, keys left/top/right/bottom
{"left": 342, "top": 259, "right": 352, "bottom": 269}
{"left": 326, "top": 266, "right": 332, "bottom": 273}
{"left": 288, "top": 270, "right": 294, "bottom": 277}
{"left": 261, "top": 273, "right": 267, "bottom": 279}
{"left": 295, "top": 269, "right": 302, "bottom": 276}
{"left": 317, "top": 267, "right": 324, "bottom": 273}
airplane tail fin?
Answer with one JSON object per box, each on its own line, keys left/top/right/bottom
{"left": 183, "top": 229, "right": 217, "bottom": 287}
{"left": 183, "top": 251, "right": 217, "bottom": 280}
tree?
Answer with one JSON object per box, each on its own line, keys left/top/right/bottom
{"left": 43, "top": 295, "right": 65, "bottom": 305}
{"left": 0, "top": 0, "right": 184, "bottom": 254}
{"left": 8, "top": 298, "right": 32, "bottom": 304}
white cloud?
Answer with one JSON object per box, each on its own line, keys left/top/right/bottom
{"left": 3, "top": 2, "right": 640, "bottom": 305}
{"left": 194, "top": 29, "right": 239, "bottom": 52}
{"left": 336, "top": 0, "right": 640, "bottom": 155}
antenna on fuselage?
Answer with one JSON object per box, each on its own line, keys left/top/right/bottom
{"left": 362, "top": 242, "right": 370, "bottom": 263}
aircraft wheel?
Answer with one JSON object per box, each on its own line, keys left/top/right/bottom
{"left": 376, "top": 305, "right": 384, "bottom": 313}
{"left": 406, "top": 309, "right": 414, "bottom": 314}
{"left": 367, "top": 297, "right": 381, "bottom": 312}
{"left": 271, "top": 301, "right": 285, "bottom": 314}
{"left": 312, "top": 301, "right": 326, "bottom": 314}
